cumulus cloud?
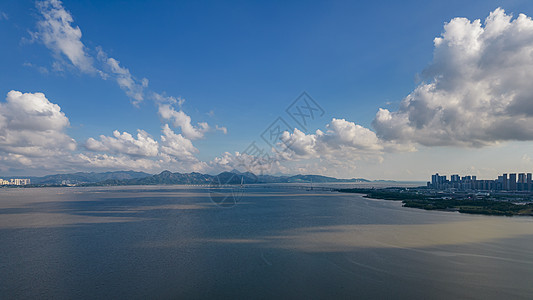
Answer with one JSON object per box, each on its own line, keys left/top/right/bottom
{"left": 77, "top": 153, "right": 160, "bottom": 171}
{"left": 0, "top": 90, "right": 217, "bottom": 174}
{"left": 226, "top": 8, "right": 533, "bottom": 173}
{"left": 158, "top": 104, "right": 210, "bottom": 140}
{"left": 0, "top": 91, "right": 76, "bottom": 157}
{"left": 206, "top": 151, "right": 285, "bottom": 175}
{"left": 205, "top": 149, "right": 362, "bottom": 177}
{"left": 373, "top": 8, "right": 533, "bottom": 147}
{"left": 322, "top": 118, "right": 386, "bottom": 151}
{"left": 83, "top": 124, "right": 201, "bottom": 165}
{"left": 200, "top": 118, "right": 409, "bottom": 176}
{"left": 0, "top": 90, "right": 79, "bottom": 174}
{"left": 280, "top": 118, "right": 411, "bottom": 161}
{"left": 159, "top": 124, "right": 199, "bottom": 162}
{"left": 85, "top": 129, "right": 159, "bottom": 157}
{"left": 0, "top": 90, "right": 211, "bottom": 174}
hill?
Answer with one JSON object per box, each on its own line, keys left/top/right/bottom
{"left": 88, "top": 171, "right": 370, "bottom": 186}
{"left": 28, "top": 171, "right": 152, "bottom": 185}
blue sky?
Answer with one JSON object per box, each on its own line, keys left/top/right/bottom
{"left": 2, "top": 0, "right": 533, "bottom": 180}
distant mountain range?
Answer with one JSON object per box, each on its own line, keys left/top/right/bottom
{"left": 92, "top": 170, "right": 370, "bottom": 186}
{"left": 28, "top": 171, "right": 152, "bottom": 185}
{"left": 17, "top": 170, "right": 371, "bottom": 186}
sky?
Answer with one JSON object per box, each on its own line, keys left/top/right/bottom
{"left": 2, "top": 0, "right": 533, "bottom": 180}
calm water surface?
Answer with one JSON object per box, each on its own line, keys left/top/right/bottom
{"left": 1, "top": 185, "right": 533, "bottom": 299}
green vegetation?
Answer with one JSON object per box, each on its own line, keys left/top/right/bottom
{"left": 338, "top": 188, "right": 430, "bottom": 201}
{"left": 404, "top": 199, "right": 533, "bottom": 216}
{"left": 338, "top": 188, "right": 533, "bottom": 217}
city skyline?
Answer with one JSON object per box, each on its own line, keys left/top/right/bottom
{"left": 429, "top": 172, "right": 533, "bottom": 191}
{"left": 0, "top": 178, "right": 30, "bottom": 185}
{"left": 3, "top": 1, "right": 533, "bottom": 180}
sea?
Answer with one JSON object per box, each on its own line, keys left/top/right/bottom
{"left": 1, "top": 184, "right": 532, "bottom": 299}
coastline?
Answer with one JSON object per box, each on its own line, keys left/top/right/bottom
{"left": 338, "top": 188, "right": 533, "bottom": 217}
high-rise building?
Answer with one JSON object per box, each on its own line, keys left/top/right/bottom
{"left": 431, "top": 173, "right": 438, "bottom": 188}
{"left": 518, "top": 173, "right": 526, "bottom": 191}
{"left": 509, "top": 173, "right": 517, "bottom": 191}
{"left": 497, "top": 176, "right": 504, "bottom": 190}
{"left": 503, "top": 173, "right": 508, "bottom": 190}
{"left": 0, "top": 178, "right": 30, "bottom": 185}
{"left": 428, "top": 172, "right": 533, "bottom": 192}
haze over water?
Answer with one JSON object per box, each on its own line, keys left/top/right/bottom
{"left": 1, "top": 185, "right": 533, "bottom": 299}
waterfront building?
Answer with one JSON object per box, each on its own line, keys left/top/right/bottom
{"left": 0, "top": 178, "right": 31, "bottom": 186}
{"left": 429, "top": 172, "right": 533, "bottom": 192}
{"left": 509, "top": 174, "right": 517, "bottom": 191}
{"left": 518, "top": 173, "right": 526, "bottom": 191}
{"left": 503, "top": 174, "right": 508, "bottom": 190}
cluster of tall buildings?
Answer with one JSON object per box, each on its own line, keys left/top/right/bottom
{"left": 428, "top": 173, "right": 533, "bottom": 191}
{"left": 0, "top": 178, "right": 31, "bottom": 186}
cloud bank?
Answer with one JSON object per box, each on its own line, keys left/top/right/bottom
{"left": 0, "top": 91, "right": 207, "bottom": 173}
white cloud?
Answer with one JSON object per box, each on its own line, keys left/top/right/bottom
{"left": 107, "top": 57, "right": 144, "bottom": 101}
{"left": 373, "top": 8, "right": 533, "bottom": 147}
{"left": 281, "top": 128, "right": 320, "bottom": 158}
{"left": 0, "top": 90, "right": 211, "bottom": 175}
{"left": 0, "top": 89, "right": 218, "bottom": 174}
{"left": 33, "top": 0, "right": 226, "bottom": 144}
{"left": 36, "top": 0, "right": 95, "bottom": 73}
{"left": 322, "top": 118, "right": 386, "bottom": 151}
{"left": 280, "top": 118, "right": 411, "bottom": 160}
{"left": 0, "top": 11, "right": 8, "bottom": 21}
{"left": 83, "top": 124, "right": 201, "bottom": 167}
{"left": 33, "top": 0, "right": 213, "bottom": 115}
{"left": 159, "top": 124, "right": 199, "bottom": 162}
{"left": 205, "top": 149, "right": 367, "bottom": 178}
{"left": 206, "top": 151, "right": 284, "bottom": 175}
{"left": 85, "top": 129, "right": 159, "bottom": 157}
{"left": 158, "top": 104, "right": 210, "bottom": 140}
{"left": 0, "top": 90, "right": 76, "bottom": 171}
{"left": 35, "top": 1, "right": 148, "bottom": 103}
{"left": 96, "top": 48, "right": 148, "bottom": 104}
{"left": 77, "top": 153, "right": 160, "bottom": 171}
{"left": 151, "top": 92, "right": 182, "bottom": 106}
{"left": 200, "top": 118, "right": 408, "bottom": 176}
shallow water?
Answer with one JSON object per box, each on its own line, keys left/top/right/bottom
{"left": 1, "top": 185, "right": 532, "bottom": 299}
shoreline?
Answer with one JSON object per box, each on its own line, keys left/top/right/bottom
{"left": 338, "top": 188, "right": 533, "bottom": 217}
